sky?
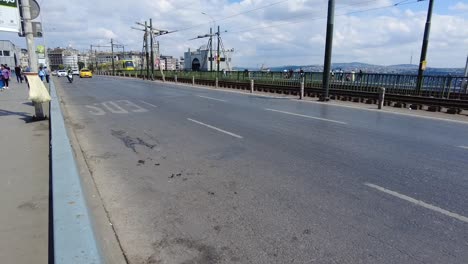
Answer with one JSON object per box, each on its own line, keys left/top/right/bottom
{"left": 1, "top": 0, "right": 467, "bottom": 68}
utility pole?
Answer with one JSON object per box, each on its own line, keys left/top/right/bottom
{"left": 95, "top": 49, "right": 98, "bottom": 70}
{"left": 132, "top": 21, "right": 173, "bottom": 77}
{"left": 145, "top": 21, "right": 150, "bottom": 79}
{"left": 150, "top": 19, "right": 154, "bottom": 80}
{"left": 111, "top": 38, "right": 115, "bottom": 75}
{"left": 416, "top": 0, "right": 435, "bottom": 94}
{"left": 464, "top": 55, "right": 468, "bottom": 78}
{"left": 20, "top": 0, "right": 38, "bottom": 72}
{"left": 463, "top": 55, "right": 468, "bottom": 94}
{"left": 20, "top": 0, "right": 44, "bottom": 119}
{"left": 217, "top": 25, "right": 220, "bottom": 73}
{"left": 321, "top": 0, "right": 335, "bottom": 101}
{"left": 90, "top": 44, "right": 94, "bottom": 69}
{"left": 155, "top": 41, "right": 160, "bottom": 70}
{"left": 210, "top": 27, "right": 213, "bottom": 72}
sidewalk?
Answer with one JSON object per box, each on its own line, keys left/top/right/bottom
{"left": 0, "top": 80, "right": 49, "bottom": 263}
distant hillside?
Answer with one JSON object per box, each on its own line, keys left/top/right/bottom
{"left": 252, "top": 62, "right": 466, "bottom": 76}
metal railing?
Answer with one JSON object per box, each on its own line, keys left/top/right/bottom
{"left": 98, "top": 70, "right": 468, "bottom": 98}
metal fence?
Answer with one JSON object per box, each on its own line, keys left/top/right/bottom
{"left": 101, "top": 70, "right": 468, "bottom": 98}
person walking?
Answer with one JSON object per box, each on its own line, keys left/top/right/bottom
{"left": 44, "top": 66, "right": 50, "bottom": 83}
{"left": 23, "top": 66, "right": 31, "bottom": 84}
{"left": 0, "top": 66, "right": 4, "bottom": 91}
{"left": 1, "top": 64, "right": 11, "bottom": 89}
{"left": 38, "top": 67, "right": 45, "bottom": 81}
{"left": 14, "top": 65, "right": 22, "bottom": 83}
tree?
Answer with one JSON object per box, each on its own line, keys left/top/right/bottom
{"left": 88, "top": 64, "right": 94, "bottom": 71}
{"left": 78, "top": 62, "right": 85, "bottom": 70}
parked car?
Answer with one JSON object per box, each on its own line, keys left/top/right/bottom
{"left": 57, "top": 70, "right": 67, "bottom": 77}
{"left": 79, "top": 69, "right": 93, "bottom": 78}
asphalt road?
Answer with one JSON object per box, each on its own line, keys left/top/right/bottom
{"left": 55, "top": 76, "right": 468, "bottom": 264}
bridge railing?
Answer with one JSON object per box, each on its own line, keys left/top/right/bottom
{"left": 100, "top": 70, "right": 468, "bottom": 98}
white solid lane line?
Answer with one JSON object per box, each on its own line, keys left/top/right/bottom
{"left": 265, "top": 108, "right": 347, "bottom": 125}
{"left": 196, "top": 95, "right": 227, "bottom": 102}
{"left": 139, "top": 100, "right": 158, "bottom": 108}
{"left": 364, "top": 182, "right": 468, "bottom": 224}
{"left": 459, "top": 146, "right": 468, "bottom": 150}
{"left": 187, "top": 118, "right": 243, "bottom": 139}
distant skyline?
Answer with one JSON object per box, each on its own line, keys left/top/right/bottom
{"left": 1, "top": 0, "right": 467, "bottom": 68}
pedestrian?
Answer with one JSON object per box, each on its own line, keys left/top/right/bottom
{"left": 38, "top": 66, "right": 45, "bottom": 81}
{"left": 14, "top": 65, "right": 22, "bottom": 83}
{"left": 44, "top": 66, "right": 50, "bottom": 83}
{"left": 357, "top": 69, "right": 363, "bottom": 82}
{"left": 1, "top": 64, "right": 11, "bottom": 89}
{"left": 0, "top": 66, "right": 5, "bottom": 91}
{"left": 22, "top": 66, "right": 31, "bottom": 84}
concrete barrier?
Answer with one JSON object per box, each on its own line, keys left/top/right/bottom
{"left": 50, "top": 81, "right": 102, "bottom": 263}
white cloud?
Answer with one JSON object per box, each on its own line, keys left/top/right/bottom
{"left": 0, "top": 0, "right": 466, "bottom": 68}
{"left": 449, "top": 2, "right": 468, "bottom": 11}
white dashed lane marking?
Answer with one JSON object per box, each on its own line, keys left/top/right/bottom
{"left": 365, "top": 182, "right": 468, "bottom": 224}
{"left": 187, "top": 118, "right": 243, "bottom": 139}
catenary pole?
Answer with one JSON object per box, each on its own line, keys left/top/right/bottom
{"left": 416, "top": 0, "right": 435, "bottom": 94}
{"left": 321, "top": 0, "right": 335, "bottom": 101}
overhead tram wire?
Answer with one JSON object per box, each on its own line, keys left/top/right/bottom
{"left": 169, "top": 0, "right": 387, "bottom": 34}
{"left": 214, "top": 0, "right": 290, "bottom": 22}
{"left": 171, "top": 0, "right": 291, "bottom": 33}
{"left": 227, "top": 0, "right": 425, "bottom": 34}
{"left": 219, "top": 0, "right": 391, "bottom": 34}
{"left": 225, "top": 0, "right": 425, "bottom": 35}
{"left": 208, "top": 0, "right": 384, "bottom": 34}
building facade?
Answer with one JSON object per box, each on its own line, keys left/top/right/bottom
{"left": 47, "top": 47, "right": 79, "bottom": 70}
{"left": 184, "top": 46, "right": 233, "bottom": 72}
{"left": 178, "top": 57, "right": 184, "bottom": 71}
{"left": 20, "top": 49, "right": 29, "bottom": 67}
{"left": 0, "top": 40, "right": 21, "bottom": 67}
{"left": 78, "top": 53, "right": 90, "bottom": 68}
{"left": 160, "top": 55, "right": 178, "bottom": 71}
{"left": 63, "top": 48, "right": 79, "bottom": 71}
{"left": 47, "top": 48, "right": 64, "bottom": 70}
{"left": 95, "top": 52, "right": 118, "bottom": 64}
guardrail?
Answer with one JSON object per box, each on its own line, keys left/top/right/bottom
{"left": 97, "top": 71, "right": 468, "bottom": 113}
{"left": 50, "top": 80, "right": 102, "bottom": 263}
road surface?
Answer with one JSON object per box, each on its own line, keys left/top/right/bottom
{"left": 55, "top": 76, "right": 468, "bottom": 264}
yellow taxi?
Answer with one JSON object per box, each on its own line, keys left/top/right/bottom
{"left": 79, "top": 69, "right": 93, "bottom": 78}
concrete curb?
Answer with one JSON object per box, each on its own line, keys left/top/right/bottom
{"left": 50, "top": 80, "right": 101, "bottom": 263}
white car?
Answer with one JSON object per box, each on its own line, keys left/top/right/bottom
{"left": 72, "top": 70, "right": 79, "bottom": 75}
{"left": 57, "top": 70, "right": 67, "bottom": 77}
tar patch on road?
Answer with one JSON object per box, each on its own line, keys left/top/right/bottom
{"left": 147, "top": 237, "right": 222, "bottom": 264}
{"left": 111, "top": 130, "right": 156, "bottom": 153}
